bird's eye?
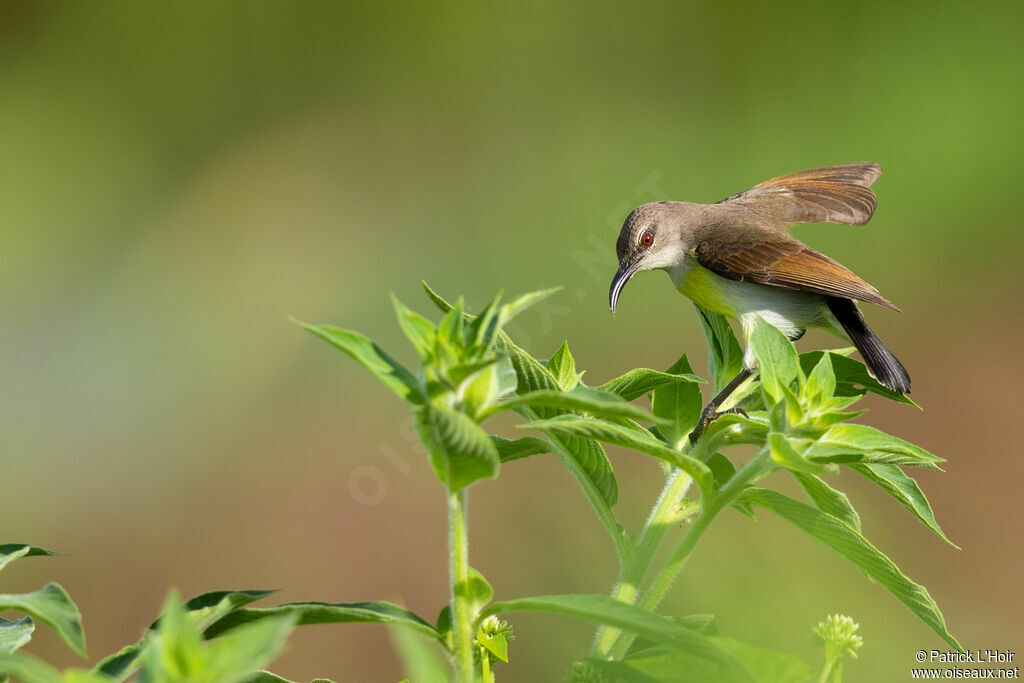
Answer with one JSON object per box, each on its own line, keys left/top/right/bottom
{"left": 640, "top": 231, "right": 654, "bottom": 247}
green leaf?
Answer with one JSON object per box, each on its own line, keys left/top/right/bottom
{"left": 743, "top": 488, "right": 960, "bottom": 650}
{"left": 478, "top": 630, "right": 509, "bottom": 663}
{"left": 141, "top": 591, "right": 296, "bottom": 683}
{"left": 547, "top": 432, "right": 619, "bottom": 510}
{"left": 706, "top": 454, "right": 755, "bottom": 518}
{"left": 490, "top": 386, "right": 655, "bottom": 423}
{"left": 545, "top": 341, "right": 582, "bottom": 391}
{"left": 479, "top": 595, "right": 744, "bottom": 675}
{"left": 465, "top": 291, "right": 503, "bottom": 354}
{"left": 805, "top": 352, "right": 836, "bottom": 404}
{"left": 0, "top": 583, "right": 85, "bottom": 657}
{"left": 499, "top": 337, "right": 561, "bottom": 397}
{"left": 390, "top": 294, "right": 436, "bottom": 360}
{"left": 423, "top": 282, "right": 561, "bottom": 399}
{"left": 498, "top": 287, "right": 562, "bottom": 324}
{"left": 0, "top": 653, "right": 66, "bottom": 683}
{"left": 488, "top": 436, "right": 549, "bottom": 463}
{"left": 767, "top": 432, "right": 836, "bottom": 475}
{"left": 791, "top": 472, "right": 861, "bottom": 531}
{"left": 694, "top": 305, "right": 743, "bottom": 394}
{"left": 463, "top": 567, "right": 493, "bottom": 613}
{"left": 749, "top": 318, "right": 801, "bottom": 403}
{"left": 800, "top": 351, "right": 918, "bottom": 407}
{"left": 850, "top": 464, "right": 958, "bottom": 547}
{"left": 804, "top": 424, "right": 943, "bottom": 469}
{"left": 204, "top": 601, "right": 442, "bottom": 644}
{"left": 522, "top": 416, "right": 712, "bottom": 494}
{"left": 577, "top": 637, "right": 814, "bottom": 683}
{"left": 239, "top": 672, "right": 301, "bottom": 683}
{"left": 0, "top": 544, "right": 59, "bottom": 573}
{"left": 0, "top": 617, "right": 33, "bottom": 655}
{"left": 652, "top": 355, "right": 704, "bottom": 449}
{"left": 458, "top": 360, "right": 506, "bottom": 419}
{"left": 597, "top": 367, "right": 704, "bottom": 403}
{"left": 296, "top": 321, "right": 425, "bottom": 404}
{"left": 438, "top": 296, "right": 466, "bottom": 351}
{"left": 391, "top": 623, "right": 450, "bottom": 683}
{"left": 415, "top": 404, "right": 500, "bottom": 492}
{"left": 94, "top": 590, "right": 274, "bottom": 680}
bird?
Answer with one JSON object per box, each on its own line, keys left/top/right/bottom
{"left": 608, "top": 162, "right": 909, "bottom": 442}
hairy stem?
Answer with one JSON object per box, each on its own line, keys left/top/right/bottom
{"left": 449, "top": 490, "right": 475, "bottom": 682}
{"left": 592, "top": 467, "right": 695, "bottom": 658}
{"left": 606, "top": 449, "right": 772, "bottom": 660}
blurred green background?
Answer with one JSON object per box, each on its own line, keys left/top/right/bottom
{"left": 1, "top": 1, "right": 1021, "bottom": 680}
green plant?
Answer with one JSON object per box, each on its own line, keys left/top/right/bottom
{"left": 2, "top": 283, "right": 957, "bottom": 682}
{"left": 292, "top": 283, "right": 957, "bottom": 682}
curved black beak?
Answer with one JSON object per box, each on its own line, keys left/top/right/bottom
{"left": 609, "top": 260, "right": 640, "bottom": 313}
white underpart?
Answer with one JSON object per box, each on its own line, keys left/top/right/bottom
{"left": 665, "top": 257, "right": 847, "bottom": 370}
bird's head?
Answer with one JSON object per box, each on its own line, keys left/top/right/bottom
{"left": 609, "top": 201, "right": 697, "bottom": 312}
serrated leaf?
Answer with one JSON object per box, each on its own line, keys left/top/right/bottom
{"left": 522, "top": 416, "right": 712, "bottom": 494}
{"left": 489, "top": 436, "right": 549, "bottom": 463}
{"left": 597, "top": 367, "right": 704, "bottom": 403}
{"left": 0, "top": 617, "right": 33, "bottom": 655}
{"left": 489, "top": 387, "right": 655, "bottom": 423}
{"left": 390, "top": 294, "right": 436, "bottom": 360}
{"left": 694, "top": 305, "right": 744, "bottom": 394}
{"left": 652, "top": 355, "right": 704, "bottom": 449}
{"left": 415, "top": 404, "right": 500, "bottom": 492}
{"left": 850, "top": 464, "right": 957, "bottom": 547}
{"left": 204, "top": 601, "right": 442, "bottom": 644}
{"left": 479, "top": 595, "right": 744, "bottom": 675}
{"left": 800, "top": 351, "right": 918, "bottom": 407}
{"left": 750, "top": 319, "right": 801, "bottom": 403}
{"left": 767, "top": 432, "right": 836, "bottom": 475}
{"left": 805, "top": 424, "right": 943, "bottom": 469}
{"left": 791, "top": 472, "right": 861, "bottom": 531}
{"left": 743, "top": 488, "right": 960, "bottom": 651}
{"left": 551, "top": 434, "right": 619, "bottom": 508}
{"left": 0, "top": 583, "right": 85, "bottom": 657}
{"left": 296, "top": 321, "right": 424, "bottom": 404}
{"left": 0, "top": 545, "right": 59, "bottom": 573}
{"left": 545, "top": 342, "right": 581, "bottom": 391}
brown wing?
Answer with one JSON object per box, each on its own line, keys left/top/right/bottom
{"left": 694, "top": 237, "right": 900, "bottom": 310}
{"left": 716, "top": 162, "right": 882, "bottom": 227}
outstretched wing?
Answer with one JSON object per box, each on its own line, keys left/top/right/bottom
{"left": 694, "top": 236, "right": 899, "bottom": 310}
{"left": 716, "top": 162, "right": 882, "bottom": 227}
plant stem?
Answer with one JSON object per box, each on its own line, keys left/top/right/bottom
{"left": 449, "top": 489, "right": 475, "bottom": 682}
{"left": 592, "top": 467, "right": 694, "bottom": 658}
{"left": 604, "top": 449, "right": 772, "bottom": 660}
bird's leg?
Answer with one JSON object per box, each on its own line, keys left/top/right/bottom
{"left": 689, "top": 368, "right": 754, "bottom": 445}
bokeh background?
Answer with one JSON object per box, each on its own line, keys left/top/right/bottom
{"left": 2, "top": 2, "right": 1021, "bottom": 680}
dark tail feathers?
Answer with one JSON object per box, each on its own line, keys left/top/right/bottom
{"left": 826, "top": 298, "right": 911, "bottom": 394}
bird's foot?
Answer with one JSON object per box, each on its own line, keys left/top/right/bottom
{"left": 688, "top": 405, "right": 749, "bottom": 446}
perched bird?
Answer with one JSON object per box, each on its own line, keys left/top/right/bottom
{"left": 608, "top": 163, "right": 909, "bottom": 441}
